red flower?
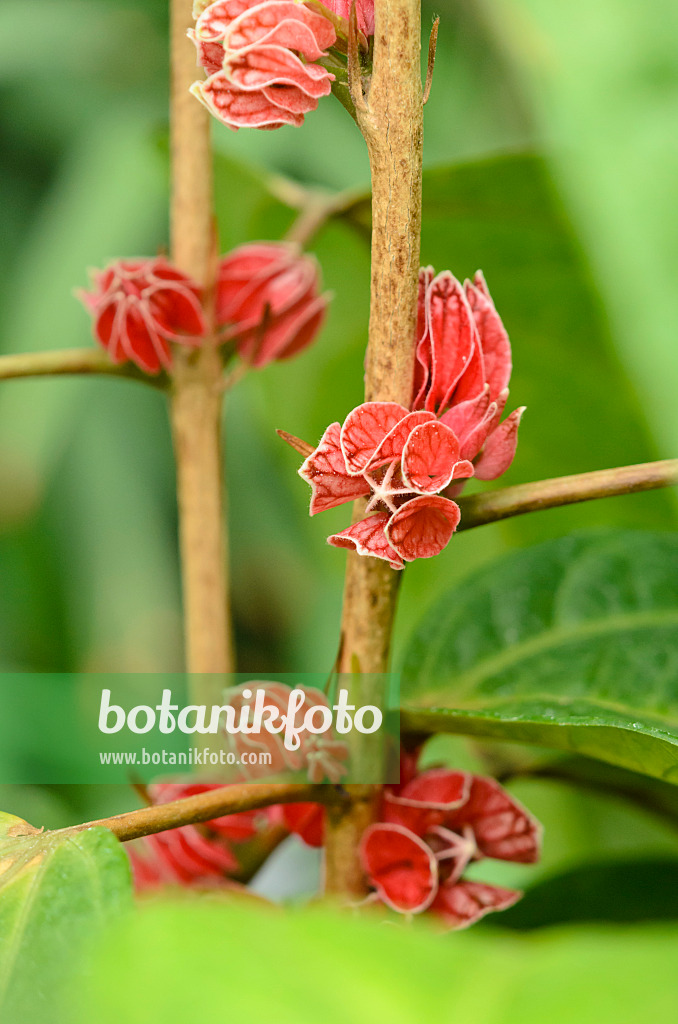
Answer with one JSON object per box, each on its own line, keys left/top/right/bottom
{"left": 414, "top": 269, "right": 524, "bottom": 481}
{"left": 278, "top": 802, "right": 325, "bottom": 847}
{"left": 78, "top": 257, "right": 207, "bottom": 374}
{"left": 360, "top": 768, "right": 542, "bottom": 929}
{"left": 217, "top": 242, "right": 329, "bottom": 367}
{"left": 223, "top": 681, "right": 349, "bottom": 783}
{"left": 297, "top": 267, "right": 523, "bottom": 566}
{"left": 189, "top": 0, "right": 336, "bottom": 130}
{"left": 299, "top": 405, "right": 471, "bottom": 568}
{"left": 127, "top": 783, "right": 271, "bottom": 891}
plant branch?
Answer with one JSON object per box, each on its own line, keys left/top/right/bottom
{"left": 0, "top": 348, "right": 163, "bottom": 389}
{"left": 169, "top": 0, "right": 234, "bottom": 673}
{"left": 457, "top": 459, "right": 678, "bottom": 530}
{"left": 324, "top": 0, "right": 424, "bottom": 899}
{"left": 62, "top": 783, "right": 324, "bottom": 842}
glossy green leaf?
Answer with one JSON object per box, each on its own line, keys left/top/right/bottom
{"left": 73, "top": 899, "right": 678, "bottom": 1024}
{"left": 0, "top": 813, "right": 132, "bottom": 1019}
{"left": 401, "top": 531, "right": 678, "bottom": 782}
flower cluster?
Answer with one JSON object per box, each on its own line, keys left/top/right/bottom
{"left": 218, "top": 242, "right": 329, "bottom": 367}
{"left": 189, "top": 0, "right": 337, "bottom": 130}
{"left": 360, "top": 762, "right": 541, "bottom": 929}
{"left": 77, "top": 258, "right": 208, "bottom": 375}
{"left": 78, "top": 243, "right": 328, "bottom": 374}
{"left": 223, "top": 680, "right": 349, "bottom": 784}
{"left": 128, "top": 750, "right": 540, "bottom": 929}
{"left": 128, "top": 783, "right": 272, "bottom": 889}
{"left": 298, "top": 269, "right": 524, "bottom": 567}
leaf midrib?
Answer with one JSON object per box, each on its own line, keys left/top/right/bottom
{"left": 414, "top": 606, "right": 678, "bottom": 707}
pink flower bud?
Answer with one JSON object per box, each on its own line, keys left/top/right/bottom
{"left": 414, "top": 268, "right": 525, "bottom": 482}
{"left": 217, "top": 242, "right": 329, "bottom": 367}
{"left": 189, "top": 0, "right": 336, "bottom": 130}
{"left": 77, "top": 257, "right": 207, "bottom": 374}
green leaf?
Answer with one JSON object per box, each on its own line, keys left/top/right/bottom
{"left": 488, "top": 858, "right": 678, "bottom": 930}
{"left": 0, "top": 813, "right": 132, "bottom": 1019}
{"left": 400, "top": 531, "right": 678, "bottom": 782}
{"left": 73, "top": 899, "right": 678, "bottom": 1024}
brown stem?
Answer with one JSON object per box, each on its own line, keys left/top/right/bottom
{"left": 457, "top": 459, "right": 678, "bottom": 530}
{"left": 325, "top": 0, "right": 424, "bottom": 898}
{"left": 0, "top": 348, "right": 163, "bottom": 388}
{"left": 168, "top": 0, "right": 234, "bottom": 673}
{"left": 62, "top": 783, "right": 323, "bottom": 842}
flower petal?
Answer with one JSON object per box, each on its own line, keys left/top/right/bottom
{"left": 148, "top": 283, "right": 208, "bottom": 339}
{"left": 360, "top": 823, "right": 438, "bottom": 914}
{"left": 383, "top": 768, "right": 470, "bottom": 835}
{"left": 366, "top": 410, "right": 436, "bottom": 472}
{"left": 340, "top": 402, "right": 410, "bottom": 474}
{"left": 226, "top": 45, "right": 333, "bottom": 99}
{"left": 473, "top": 407, "right": 525, "bottom": 480}
{"left": 386, "top": 495, "right": 460, "bottom": 562}
{"left": 328, "top": 513, "right": 404, "bottom": 569}
{"left": 281, "top": 802, "right": 325, "bottom": 847}
{"left": 224, "top": 2, "right": 336, "bottom": 58}
{"left": 412, "top": 265, "right": 434, "bottom": 410}
{"left": 424, "top": 272, "right": 477, "bottom": 414}
{"left": 191, "top": 76, "right": 306, "bottom": 129}
{"left": 445, "top": 774, "right": 542, "bottom": 863}
{"left": 121, "top": 305, "right": 170, "bottom": 374}
{"left": 401, "top": 420, "right": 462, "bottom": 494}
{"left": 465, "top": 272, "right": 512, "bottom": 402}
{"left": 321, "top": 0, "right": 374, "bottom": 36}
{"left": 299, "top": 422, "right": 371, "bottom": 515}
{"left": 431, "top": 880, "right": 522, "bottom": 929}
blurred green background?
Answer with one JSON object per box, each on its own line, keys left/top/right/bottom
{"left": 1, "top": 0, "right": 678, "bottom": 1010}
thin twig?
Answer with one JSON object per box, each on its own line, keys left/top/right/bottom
{"left": 423, "top": 18, "right": 440, "bottom": 105}
{"left": 0, "top": 348, "right": 163, "bottom": 389}
{"left": 61, "top": 782, "right": 326, "bottom": 843}
{"left": 283, "top": 189, "right": 365, "bottom": 248}
{"left": 457, "top": 459, "right": 678, "bottom": 530}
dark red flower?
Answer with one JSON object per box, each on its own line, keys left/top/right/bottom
{"left": 299, "top": 405, "right": 469, "bottom": 567}
{"left": 279, "top": 802, "right": 325, "bottom": 847}
{"left": 126, "top": 783, "right": 273, "bottom": 892}
{"left": 78, "top": 257, "right": 207, "bottom": 374}
{"left": 217, "top": 242, "right": 329, "bottom": 367}
{"left": 360, "top": 767, "right": 541, "bottom": 929}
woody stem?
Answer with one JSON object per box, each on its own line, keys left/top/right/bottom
{"left": 168, "top": 0, "right": 234, "bottom": 674}
{"left": 62, "top": 783, "right": 327, "bottom": 842}
{"left": 324, "top": 0, "right": 424, "bottom": 898}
